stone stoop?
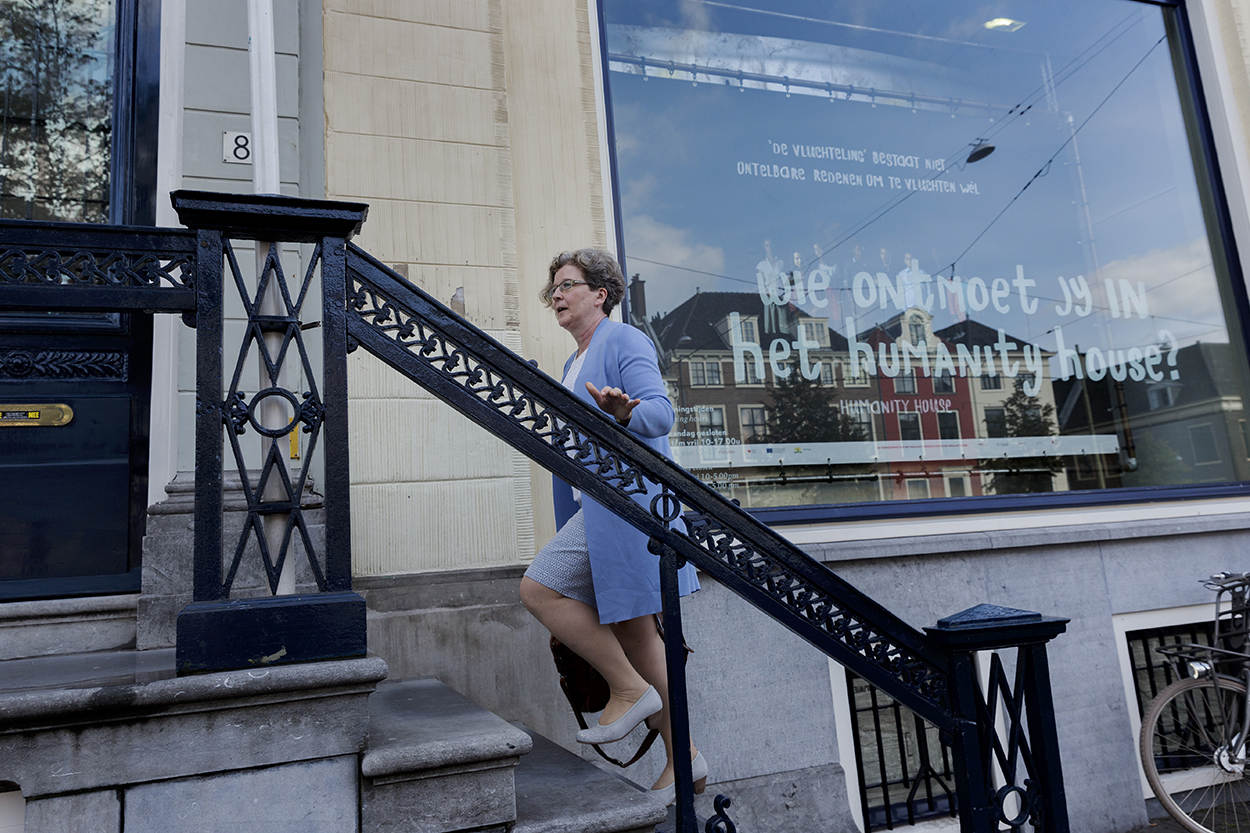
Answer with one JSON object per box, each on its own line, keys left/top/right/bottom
{"left": 361, "top": 678, "right": 533, "bottom": 833}
{"left": 511, "top": 729, "right": 669, "bottom": 833}
{"left": 0, "top": 651, "right": 388, "bottom": 833}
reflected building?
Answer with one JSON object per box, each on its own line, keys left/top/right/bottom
{"left": 648, "top": 294, "right": 1072, "bottom": 504}
{"left": 1055, "top": 341, "right": 1250, "bottom": 489}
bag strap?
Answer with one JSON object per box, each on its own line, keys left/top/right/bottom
{"left": 549, "top": 617, "right": 690, "bottom": 769}
{"left": 557, "top": 675, "right": 660, "bottom": 768}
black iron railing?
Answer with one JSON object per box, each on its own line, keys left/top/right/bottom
{"left": 344, "top": 242, "right": 1071, "bottom": 833}
{"left": 0, "top": 219, "right": 196, "bottom": 315}
{"left": 0, "top": 193, "right": 1071, "bottom": 833}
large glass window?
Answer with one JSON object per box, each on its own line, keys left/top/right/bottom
{"left": 0, "top": 0, "right": 116, "bottom": 222}
{"left": 604, "top": 0, "right": 1250, "bottom": 512}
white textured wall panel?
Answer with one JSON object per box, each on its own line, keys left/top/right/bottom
{"left": 327, "top": 134, "right": 511, "bottom": 207}
{"left": 325, "top": 73, "right": 506, "bottom": 146}
{"left": 351, "top": 479, "right": 520, "bottom": 574}
{"left": 324, "top": 12, "right": 502, "bottom": 89}
{"left": 348, "top": 399, "right": 515, "bottom": 483}
{"left": 350, "top": 200, "right": 515, "bottom": 268}
{"left": 326, "top": 0, "right": 496, "bottom": 32}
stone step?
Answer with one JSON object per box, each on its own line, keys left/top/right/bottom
{"left": 512, "top": 726, "right": 669, "bottom": 833}
{"left": 654, "top": 803, "right": 713, "bottom": 833}
{"left": 0, "top": 595, "right": 138, "bottom": 661}
{"left": 360, "top": 678, "right": 533, "bottom": 833}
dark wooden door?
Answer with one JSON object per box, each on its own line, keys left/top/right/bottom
{"left": 0, "top": 312, "right": 151, "bottom": 598}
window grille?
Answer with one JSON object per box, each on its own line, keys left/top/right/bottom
{"left": 847, "top": 671, "right": 956, "bottom": 831}
{"left": 1125, "top": 621, "right": 1215, "bottom": 716}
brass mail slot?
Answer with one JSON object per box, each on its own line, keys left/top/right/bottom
{"left": 0, "top": 403, "right": 74, "bottom": 427}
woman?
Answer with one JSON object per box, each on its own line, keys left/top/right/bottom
{"left": 520, "top": 248, "right": 706, "bottom": 802}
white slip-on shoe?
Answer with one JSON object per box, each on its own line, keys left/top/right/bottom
{"left": 575, "top": 685, "right": 662, "bottom": 744}
{"left": 651, "top": 751, "right": 709, "bottom": 806}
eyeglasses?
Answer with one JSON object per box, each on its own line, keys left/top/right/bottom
{"left": 543, "top": 279, "right": 589, "bottom": 302}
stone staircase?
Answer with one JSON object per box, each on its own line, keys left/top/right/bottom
{"left": 0, "top": 643, "right": 670, "bottom": 833}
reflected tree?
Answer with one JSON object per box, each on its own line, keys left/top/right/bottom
{"left": 0, "top": 0, "right": 113, "bottom": 222}
{"left": 765, "top": 372, "right": 867, "bottom": 444}
{"left": 981, "top": 377, "right": 1064, "bottom": 493}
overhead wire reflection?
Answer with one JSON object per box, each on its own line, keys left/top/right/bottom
{"left": 619, "top": 9, "right": 1147, "bottom": 288}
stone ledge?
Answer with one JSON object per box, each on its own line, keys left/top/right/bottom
{"left": 0, "top": 594, "right": 138, "bottom": 623}
{"left": 0, "top": 595, "right": 139, "bottom": 661}
{"left": 0, "top": 647, "right": 176, "bottom": 695}
{"left": 1, "top": 655, "right": 389, "bottom": 798}
{"left": 807, "top": 509, "right": 1250, "bottom": 564}
{"left": 149, "top": 470, "right": 324, "bottom": 515}
{"left": 362, "top": 678, "right": 532, "bottom": 778}
{"left": 0, "top": 655, "right": 388, "bottom": 729}
{"left": 357, "top": 565, "right": 526, "bottom": 613}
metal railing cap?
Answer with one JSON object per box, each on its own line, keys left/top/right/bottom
{"left": 170, "top": 190, "right": 369, "bottom": 242}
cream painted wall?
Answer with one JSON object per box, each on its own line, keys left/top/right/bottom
{"left": 323, "top": 0, "right": 608, "bottom": 575}
{"left": 502, "top": 0, "right": 612, "bottom": 552}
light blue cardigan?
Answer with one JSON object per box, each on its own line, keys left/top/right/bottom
{"left": 551, "top": 319, "right": 700, "bottom": 623}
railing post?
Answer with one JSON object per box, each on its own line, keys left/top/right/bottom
{"left": 320, "top": 233, "right": 353, "bottom": 591}
{"left": 171, "top": 190, "right": 369, "bottom": 674}
{"left": 652, "top": 536, "right": 698, "bottom": 833}
{"left": 192, "top": 227, "right": 224, "bottom": 602}
{"left": 926, "top": 604, "right": 1070, "bottom": 833}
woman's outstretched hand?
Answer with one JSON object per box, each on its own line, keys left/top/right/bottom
{"left": 586, "top": 381, "right": 641, "bottom": 426}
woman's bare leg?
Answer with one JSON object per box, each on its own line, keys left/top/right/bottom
{"left": 519, "top": 577, "right": 650, "bottom": 725}
{"left": 611, "top": 614, "right": 699, "bottom": 790}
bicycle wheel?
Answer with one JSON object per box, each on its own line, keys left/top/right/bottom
{"left": 1141, "top": 676, "right": 1250, "bottom": 833}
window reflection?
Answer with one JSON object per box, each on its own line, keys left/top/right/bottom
{"left": 606, "top": 0, "right": 1250, "bottom": 508}
{"left": 0, "top": 0, "right": 114, "bottom": 222}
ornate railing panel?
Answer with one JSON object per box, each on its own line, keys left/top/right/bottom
{"left": 929, "top": 605, "right": 1069, "bottom": 833}
{"left": 345, "top": 243, "right": 950, "bottom": 724}
{"left": 217, "top": 238, "right": 330, "bottom": 595}
{"left": 0, "top": 219, "right": 196, "bottom": 315}
{"left": 170, "top": 190, "right": 369, "bottom": 673}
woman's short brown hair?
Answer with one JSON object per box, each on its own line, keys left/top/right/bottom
{"left": 541, "top": 248, "right": 625, "bottom": 315}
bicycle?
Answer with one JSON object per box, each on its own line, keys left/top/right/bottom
{"left": 1140, "top": 572, "right": 1250, "bottom": 833}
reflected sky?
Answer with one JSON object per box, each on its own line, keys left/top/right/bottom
{"left": 604, "top": 0, "right": 1228, "bottom": 367}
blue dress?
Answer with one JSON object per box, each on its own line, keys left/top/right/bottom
{"left": 551, "top": 319, "right": 700, "bottom": 623}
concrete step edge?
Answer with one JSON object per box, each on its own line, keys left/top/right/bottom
{"left": 511, "top": 726, "right": 668, "bottom": 833}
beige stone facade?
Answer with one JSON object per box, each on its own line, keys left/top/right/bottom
{"left": 320, "top": 0, "right": 611, "bottom": 575}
